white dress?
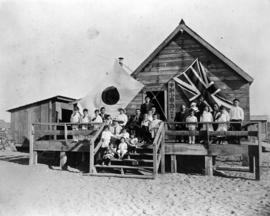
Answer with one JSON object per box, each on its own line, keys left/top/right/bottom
{"left": 200, "top": 111, "right": 213, "bottom": 131}
{"left": 81, "top": 115, "right": 90, "bottom": 130}
{"left": 117, "top": 142, "right": 128, "bottom": 155}
{"left": 216, "top": 113, "right": 230, "bottom": 132}
{"left": 116, "top": 113, "right": 128, "bottom": 126}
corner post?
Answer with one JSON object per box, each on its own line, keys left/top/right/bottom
{"left": 255, "top": 122, "right": 262, "bottom": 180}
{"left": 161, "top": 123, "right": 165, "bottom": 174}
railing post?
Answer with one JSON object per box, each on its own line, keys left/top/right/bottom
{"left": 29, "top": 124, "right": 35, "bottom": 165}
{"left": 64, "top": 123, "right": 68, "bottom": 142}
{"left": 161, "top": 123, "right": 165, "bottom": 174}
{"left": 153, "top": 142, "right": 157, "bottom": 178}
{"left": 89, "top": 139, "right": 94, "bottom": 173}
{"left": 255, "top": 122, "right": 262, "bottom": 180}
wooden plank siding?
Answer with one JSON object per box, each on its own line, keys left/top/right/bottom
{"left": 128, "top": 30, "right": 250, "bottom": 120}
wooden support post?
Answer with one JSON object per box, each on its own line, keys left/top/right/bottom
{"left": 205, "top": 156, "right": 213, "bottom": 176}
{"left": 248, "top": 145, "right": 255, "bottom": 173}
{"left": 33, "top": 151, "right": 38, "bottom": 165}
{"left": 153, "top": 143, "right": 157, "bottom": 177}
{"left": 161, "top": 126, "right": 165, "bottom": 174}
{"left": 64, "top": 123, "right": 67, "bottom": 142}
{"left": 255, "top": 122, "right": 262, "bottom": 180}
{"left": 29, "top": 124, "right": 34, "bottom": 165}
{"left": 89, "top": 140, "right": 94, "bottom": 173}
{"left": 170, "top": 155, "right": 177, "bottom": 173}
{"left": 60, "top": 152, "right": 67, "bottom": 170}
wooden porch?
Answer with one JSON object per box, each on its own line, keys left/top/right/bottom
{"left": 29, "top": 121, "right": 265, "bottom": 180}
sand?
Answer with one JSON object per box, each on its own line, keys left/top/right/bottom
{"left": 0, "top": 151, "right": 270, "bottom": 216}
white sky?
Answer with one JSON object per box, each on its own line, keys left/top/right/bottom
{"left": 0, "top": 0, "right": 269, "bottom": 121}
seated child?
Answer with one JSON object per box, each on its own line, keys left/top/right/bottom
{"left": 141, "top": 113, "right": 151, "bottom": 143}
{"left": 100, "top": 125, "right": 114, "bottom": 162}
{"left": 117, "top": 137, "right": 128, "bottom": 159}
{"left": 119, "top": 128, "right": 130, "bottom": 139}
{"left": 110, "top": 120, "right": 122, "bottom": 136}
{"left": 149, "top": 113, "right": 162, "bottom": 139}
{"left": 102, "top": 143, "right": 117, "bottom": 165}
{"left": 186, "top": 110, "right": 198, "bottom": 144}
{"left": 127, "top": 133, "right": 138, "bottom": 153}
{"left": 147, "top": 110, "right": 153, "bottom": 122}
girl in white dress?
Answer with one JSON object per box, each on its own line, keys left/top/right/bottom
{"left": 216, "top": 106, "right": 230, "bottom": 144}
{"left": 200, "top": 106, "right": 214, "bottom": 131}
{"left": 186, "top": 110, "right": 197, "bottom": 144}
{"left": 117, "top": 137, "right": 128, "bottom": 159}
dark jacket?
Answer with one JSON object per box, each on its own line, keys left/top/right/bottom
{"left": 140, "top": 102, "right": 154, "bottom": 115}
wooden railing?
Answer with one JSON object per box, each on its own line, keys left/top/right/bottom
{"left": 29, "top": 122, "right": 105, "bottom": 167}
{"left": 153, "top": 122, "right": 165, "bottom": 177}
{"left": 165, "top": 121, "right": 263, "bottom": 180}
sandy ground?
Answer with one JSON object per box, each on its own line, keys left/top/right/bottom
{"left": 0, "top": 151, "right": 270, "bottom": 216}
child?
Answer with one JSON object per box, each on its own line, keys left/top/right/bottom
{"left": 102, "top": 143, "right": 117, "bottom": 165}
{"left": 119, "top": 128, "right": 130, "bottom": 139}
{"left": 147, "top": 110, "right": 153, "bottom": 122}
{"left": 99, "top": 125, "right": 114, "bottom": 162}
{"left": 110, "top": 120, "right": 122, "bottom": 136}
{"left": 186, "top": 110, "right": 197, "bottom": 144}
{"left": 92, "top": 109, "right": 103, "bottom": 130}
{"left": 200, "top": 105, "right": 214, "bottom": 131}
{"left": 216, "top": 106, "right": 230, "bottom": 144}
{"left": 141, "top": 113, "right": 151, "bottom": 143}
{"left": 149, "top": 113, "right": 162, "bottom": 138}
{"left": 70, "top": 106, "right": 81, "bottom": 141}
{"left": 81, "top": 108, "right": 91, "bottom": 130}
{"left": 117, "top": 137, "right": 128, "bottom": 159}
{"left": 128, "top": 133, "right": 138, "bottom": 153}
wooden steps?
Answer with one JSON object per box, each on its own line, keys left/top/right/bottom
{"left": 95, "top": 164, "right": 154, "bottom": 170}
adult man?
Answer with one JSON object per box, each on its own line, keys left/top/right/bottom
{"left": 229, "top": 98, "right": 244, "bottom": 144}
{"left": 229, "top": 98, "right": 244, "bottom": 131}
{"left": 174, "top": 104, "right": 188, "bottom": 142}
{"left": 99, "top": 107, "right": 107, "bottom": 121}
{"left": 127, "top": 108, "right": 142, "bottom": 136}
{"left": 140, "top": 96, "right": 154, "bottom": 115}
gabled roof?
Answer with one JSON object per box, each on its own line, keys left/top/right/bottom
{"left": 132, "top": 19, "right": 254, "bottom": 84}
{"left": 7, "top": 95, "right": 76, "bottom": 112}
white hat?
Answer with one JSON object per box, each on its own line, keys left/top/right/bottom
{"left": 191, "top": 102, "right": 197, "bottom": 107}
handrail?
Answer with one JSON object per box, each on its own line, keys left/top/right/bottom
{"left": 32, "top": 122, "right": 103, "bottom": 126}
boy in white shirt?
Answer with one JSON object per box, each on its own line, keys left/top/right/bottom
{"left": 81, "top": 109, "right": 91, "bottom": 130}
{"left": 149, "top": 113, "right": 162, "bottom": 138}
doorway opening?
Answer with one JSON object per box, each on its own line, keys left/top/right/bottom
{"left": 146, "top": 91, "right": 166, "bottom": 121}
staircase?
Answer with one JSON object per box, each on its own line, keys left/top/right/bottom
{"left": 88, "top": 123, "right": 165, "bottom": 179}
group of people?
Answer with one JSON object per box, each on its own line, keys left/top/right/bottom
{"left": 174, "top": 97, "right": 244, "bottom": 144}
{"left": 69, "top": 95, "right": 163, "bottom": 164}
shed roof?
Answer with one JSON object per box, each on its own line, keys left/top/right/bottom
{"left": 132, "top": 19, "right": 254, "bottom": 84}
{"left": 7, "top": 95, "right": 76, "bottom": 112}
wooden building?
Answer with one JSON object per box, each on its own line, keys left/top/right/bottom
{"left": 7, "top": 95, "right": 76, "bottom": 147}
{"left": 126, "top": 20, "right": 253, "bottom": 121}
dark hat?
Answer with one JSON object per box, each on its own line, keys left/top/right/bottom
{"left": 233, "top": 98, "right": 240, "bottom": 102}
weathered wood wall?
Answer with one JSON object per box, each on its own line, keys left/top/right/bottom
{"left": 10, "top": 101, "right": 73, "bottom": 147}
{"left": 127, "top": 31, "right": 250, "bottom": 120}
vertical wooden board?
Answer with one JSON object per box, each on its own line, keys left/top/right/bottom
{"left": 41, "top": 103, "right": 49, "bottom": 130}
{"left": 205, "top": 156, "right": 213, "bottom": 176}
{"left": 167, "top": 80, "right": 176, "bottom": 121}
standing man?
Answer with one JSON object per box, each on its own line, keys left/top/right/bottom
{"left": 229, "top": 98, "right": 244, "bottom": 143}
{"left": 100, "top": 107, "right": 107, "bottom": 122}
{"left": 140, "top": 96, "right": 154, "bottom": 115}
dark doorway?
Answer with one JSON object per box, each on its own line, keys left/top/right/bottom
{"left": 146, "top": 91, "right": 166, "bottom": 120}
{"left": 61, "top": 109, "right": 73, "bottom": 122}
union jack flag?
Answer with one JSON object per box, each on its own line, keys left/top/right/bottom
{"left": 173, "top": 59, "right": 233, "bottom": 109}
